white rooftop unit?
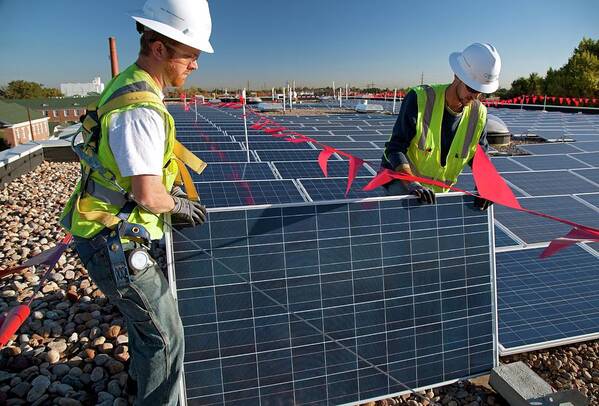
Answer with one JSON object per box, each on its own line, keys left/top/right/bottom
{"left": 355, "top": 100, "right": 384, "bottom": 113}
{"left": 256, "top": 102, "right": 284, "bottom": 112}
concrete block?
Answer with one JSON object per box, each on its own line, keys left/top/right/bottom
{"left": 489, "top": 362, "right": 587, "bottom": 406}
{"left": 489, "top": 361, "right": 553, "bottom": 405}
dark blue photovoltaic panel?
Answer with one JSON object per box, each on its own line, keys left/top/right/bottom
{"left": 518, "top": 143, "right": 582, "bottom": 155}
{"left": 570, "top": 152, "right": 599, "bottom": 167}
{"left": 576, "top": 193, "right": 599, "bottom": 209}
{"left": 497, "top": 246, "right": 599, "bottom": 353}
{"left": 273, "top": 160, "right": 373, "bottom": 179}
{"left": 196, "top": 180, "right": 305, "bottom": 208}
{"left": 494, "top": 226, "right": 520, "bottom": 248}
{"left": 173, "top": 195, "right": 495, "bottom": 405}
{"left": 177, "top": 135, "right": 233, "bottom": 144}
{"left": 299, "top": 178, "right": 388, "bottom": 201}
{"left": 454, "top": 174, "right": 476, "bottom": 192}
{"left": 573, "top": 168, "right": 599, "bottom": 184}
{"left": 178, "top": 142, "right": 243, "bottom": 151}
{"left": 192, "top": 163, "right": 276, "bottom": 182}
{"left": 338, "top": 149, "right": 385, "bottom": 160}
{"left": 572, "top": 141, "right": 599, "bottom": 153}
{"left": 324, "top": 141, "right": 380, "bottom": 149}
{"left": 189, "top": 150, "right": 256, "bottom": 163}
{"left": 510, "top": 155, "right": 592, "bottom": 170}
{"left": 502, "top": 171, "right": 599, "bottom": 197}
{"left": 490, "top": 158, "right": 531, "bottom": 173}
{"left": 494, "top": 196, "right": 599, "bottom": 244}
{"left": 255, "top": 149, "right": 336, "bottom": 162}
{"left": 244, "top": 141, "right": 315, "bottom": 150}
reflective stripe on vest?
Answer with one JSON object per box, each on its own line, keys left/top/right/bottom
{"left": 417, "top": 85, "right": 436, "bottom": 150}
{"left": 461, "top": 100, "right": 480, "bottom": 158}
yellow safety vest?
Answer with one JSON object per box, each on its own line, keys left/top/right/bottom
{"left": 406, "top": 84, "right": 486, "bottom": 193}
{"left": 60, "top": 63, "right": 205, "bottom": 240}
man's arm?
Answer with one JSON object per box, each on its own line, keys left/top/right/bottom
{"left": 131, "top": 175, "right": 174, "bottom": 214}
{"left": 384, "top": 90, "right": 417, "bottom": 170}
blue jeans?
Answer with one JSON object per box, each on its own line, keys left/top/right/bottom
{"left": 75, "top": 239, "right": 184, "bottom": 406}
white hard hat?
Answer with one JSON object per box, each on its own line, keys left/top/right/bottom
{"left": 449, "top": 43, "right": 501, "bottom": 93}
{"left": 131, "top": 0, "right": 214, "bottom": 53}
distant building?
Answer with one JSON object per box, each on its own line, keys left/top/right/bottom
{"left": 12, "top": 96, "right": 99, "bottom": 125}
{"left": 0, "top": 100, "right": 50, "bottom": 148}
{"left": 60, "top": 77, "right": 104, "bottom": 97}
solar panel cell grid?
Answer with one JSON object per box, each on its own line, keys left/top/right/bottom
{"left": 501, "top": 171, "right": 599, "bottom": 197}
{"left": 172, "top": 196, "right": 496, "bottom": 404}
{"left": 273, "top": 160, "right": 373, "bottom": 179}
{"left": 196, "top": 180, "right": 306, "bottom": 208}
{"left": 494, "top": 196, "right": 599, "bottom": 244}
{"left": 497, "top": 246, "right": 599, "bottom": 354}
{"left": 192, "top": 163, "right": 277, "bottom": 182}
{"left": 510, "top": 155, "right": 592, "bottom": 171}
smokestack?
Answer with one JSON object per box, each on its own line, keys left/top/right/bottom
{"left": 109, "top": 37, "right": 119, "bottom": 78}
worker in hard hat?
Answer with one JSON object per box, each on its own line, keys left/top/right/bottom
{"left": 59, "top": 0, "right": 213, "bottom": 404}
{"left": 380, "top": 43, "right": 500, "bottom": 209}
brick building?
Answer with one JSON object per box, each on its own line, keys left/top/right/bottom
{"left": 12, "top": 96, "right": 99, "bottom": 125}
{"left": 0, "top": 100, "right": 50, "bottom": 148}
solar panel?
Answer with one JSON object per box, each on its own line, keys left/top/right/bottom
{"left": 189, "top": 150, "right": 256, "bottom": 163}
{"left": 273, "top": 161, "right": 374, "bottom": 179}
{"left": 298, "top": 178, "right": 388, "bottom": 201}
{"left": 573, "top": 168, "right": 599, "bottom": 184}
{"left": 501, "top": 171, "right": 599, "bottom": 197}
{"left": 246, "top": 141, "right": 315, "bottom": 150}
{"left": 171, "top": 195, "right": 496, "bottom": 405}
{"left": 570, "top": 152, "right": 599, "bottom": 167}
{"left": 494, "top": 225, "right": 521, "bottom": 248}
{"left": 497, "top": 246, "right": 599, "bottom": 355}
{"left": 510, "top": 155, "right": 592, "bottom": 170}
{"left": 570, "top": 141, "right": 599, "bottom": 153}
{"left": 254, "top": 150, "right": 339, "bottom": 162}
{"left": 196, "top": 180, "right": 306, "bottom": 208}
{"left": 337, "top": 149, "right": 385, "bottom": 160}
{"left": 576, "top": 193, "right": 599, "bottom": 209}
{"left": 454, "top": 174, "right": 476, "bottom": 193}
{"left": 491, "top": 158, "right": 532, "bottom": 173}
{"left": 177, "top": 135, "right": 234, "bottom": 144}
{"left": 192, "top": 163, "right": 277, "bottom": 182}
{"left": 517, "top": 143, "right": 582, "bottom": 155}
{"left": 179, "top": 142, "right": 243, "bottom": 151}
{"left": 494, "top": 196, "right": 599, "bottom": 244}
{"left": 325, "top": 141, "right": 381, "bottom": 149}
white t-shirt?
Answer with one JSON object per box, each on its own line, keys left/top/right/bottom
{"left": 108, "top": 107, "right": 166, "bottom": 177}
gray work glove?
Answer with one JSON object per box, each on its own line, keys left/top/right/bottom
{"left": 170, "top": 185, "right": 187, "bottom": 198}
{"left": 406, "top": 182, "right": 436, "bottom": 204}
{"left": 171, "top": 196, "right": 207, "bottom": 227}
{"left": 474, "top": 196, "right": 493, "bottom": 211}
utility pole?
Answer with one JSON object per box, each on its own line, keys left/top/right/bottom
{"left": 420, "top": 72, "right": 424, "bottom": 85}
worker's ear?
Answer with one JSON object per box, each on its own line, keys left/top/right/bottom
{"left": 150, "top": 40, "right": 168, "bottom": 61}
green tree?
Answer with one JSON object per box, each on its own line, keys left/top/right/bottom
{"left": 0, "top": 80, "right": 62, "bottom": 99}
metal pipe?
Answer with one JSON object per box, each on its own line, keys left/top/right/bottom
{"left": 109, "top": 37, "right": 119, "bottom": 78}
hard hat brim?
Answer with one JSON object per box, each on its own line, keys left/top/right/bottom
{"left": 449, "top": 52, "right": 498, "bottom": 94}
{"left": 132, "top": 15, "right": 214, "bottom": 54}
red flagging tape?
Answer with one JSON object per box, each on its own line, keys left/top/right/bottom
{"left": 346, "top": 156, "right": 365, "bottom": 196}
{"left": 318, "top": 147, "right": 336, "bottom": 177}
{"left": 472, "top": 145, "right": 521, "bottom": 209}
{"left": 541, "top": 228, "right": 599, "bottom": 258}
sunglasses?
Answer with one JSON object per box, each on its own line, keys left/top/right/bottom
{"left": 163, "top": 42, "right": 200, "bottom": 62}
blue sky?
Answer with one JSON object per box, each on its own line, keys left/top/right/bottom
{"left": 1, "top": 0, "right": 598, "bottom": 90}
